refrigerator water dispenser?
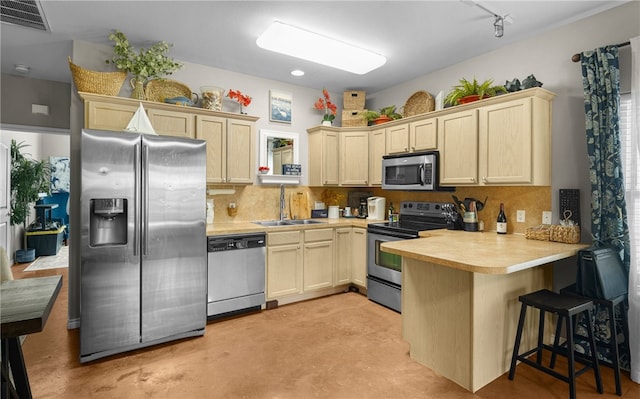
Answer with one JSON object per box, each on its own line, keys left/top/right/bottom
{"left": 90, "top": 198, "right": 127, "bottom": 246}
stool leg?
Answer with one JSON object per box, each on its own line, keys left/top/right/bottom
{"left": 536, "top": 308, "right": 546, "bottom": 364}
{"left": 585, "top": 307, "right": 603, "bottom": 394}
{"left": 509, "top": 302, "right": 528, "bottom": 380}
{"left": 566, "top": 312, "right": 578, "bottom": 399}
{"left": 550, "top": 314, "right": 564, "bottom": 369}
{"left": 609, "top": 301, "right": 622, "bottom": 396}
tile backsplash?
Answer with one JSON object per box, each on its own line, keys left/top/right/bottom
{"left": 208, "top": 184, "right": 551, "bottom": 235}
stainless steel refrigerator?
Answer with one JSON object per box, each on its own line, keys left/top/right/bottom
{"left": 80, "top": 129, "right": 207, "bottom": 363}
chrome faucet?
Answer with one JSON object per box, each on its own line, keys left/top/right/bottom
{"left": 279, "top": 184, "right": 286, "bottom": 221}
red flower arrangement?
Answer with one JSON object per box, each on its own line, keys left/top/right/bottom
{"left": 228, "top": 89, "right": 252, "bottom": 113}
{"left": 314, "top": 88, "right": 337, "bottom": 123}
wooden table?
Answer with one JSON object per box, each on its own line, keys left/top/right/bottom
{"left": 1, "top": 275, "right": 63, "bottom": 399}
{"left": 381, "top": 231, "right": 588, "bottom": 392}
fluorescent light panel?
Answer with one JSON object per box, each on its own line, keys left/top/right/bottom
{"left": 256, "top": 21, "right": 386, "bottom": 75}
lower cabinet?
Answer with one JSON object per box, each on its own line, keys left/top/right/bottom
{"left": 266, "top": 226, "right": 367, "bottom": 302}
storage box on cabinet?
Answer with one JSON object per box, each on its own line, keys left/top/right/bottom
{"left": 343, "top": 90, "right": 365, "bottom": 109}
{"left": 342, "top": 109, "right": 368, "bottom": 127}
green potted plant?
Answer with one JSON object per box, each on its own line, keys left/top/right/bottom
{"left": 106, "top": 30, "right": 183, "bottom": 100}
{"left": 362, "top": 105, "right": 403, "bottom": 125}
{"left": 444, "top": 78, "right": 507, "bottom": 106}
{"left": 10, "top": 140, "right": 50, "bottom": 263}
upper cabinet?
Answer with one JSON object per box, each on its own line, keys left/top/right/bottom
{"left": 80, "top": 92, "right": 258, "bottom": 184}
{"left": 438, "top": 109, "right": 479, "bottom": 185}
{"left": 308, "top": 128, "right": 340, "bottom": 186}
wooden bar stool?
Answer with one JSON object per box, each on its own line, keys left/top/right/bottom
{"left": 508, "top": 289, "right": 603, "bottom": 399}
{"left": 558, "top": 284, "right": 629, "bottom": 396}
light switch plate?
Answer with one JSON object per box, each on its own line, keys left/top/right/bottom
{"left": 542, "top": 211, "right": 552, "bottom": 225}
{"left": 516, "top": 210, "right": 526, "bottom": 223}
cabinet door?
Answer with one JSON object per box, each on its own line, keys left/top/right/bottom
{"left": 226, "top": 119, "right": 255, "bottom": 183}
{"left": 334, "top": 228, "right": 352, "bottom": 286}
{"left": 351, "top": 228, "right": 367, "bottom": 288}
{"left": 438, "top": 110, "right": 478, "bottom": 185}
{"left": 323, "top": 131, "right": 340, "bottom": 185}
{"left": 85, "top": 101, "right": 138, "bottom": 131}
{"left": 147, "top": 109, "right": 195, "bottom": 138}
{"left": 410, "top": 118, "right": 437, "bottom": 152}
{"left": 267, "top": 243, "right": 302, "bottom": 299}
{"left": 340, "top": 131, "right": 369, "bottom": 186}
{"left": 369, "top": 128, "right": 386, "bottom": 186}
{"left": 196, "top": 115, "right": 226, "bottom": 184}
{"left": 479, "top": 98, "right": 533, "bottom": 184}
{"left": 303, "top": 240, "right": 334, "bottom": 291}
{"left": 386, "top": 124, "right": 409, "bottom": 154}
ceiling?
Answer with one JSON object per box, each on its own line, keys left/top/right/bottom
{"left": 0, "top": 1, "right": 628, "bottom": 94}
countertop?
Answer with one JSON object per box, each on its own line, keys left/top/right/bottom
{"left": 206, "top": 217, "right": 379, "bottom": 236}
{"left": 381, "top": 230, "right": 589, "bottom": 274}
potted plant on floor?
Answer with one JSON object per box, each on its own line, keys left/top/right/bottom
{"left": 10, "top": 140, "right": 50, "bottom": 263}
{"left": 444, "top": 77, "right": 507, "bottom": 107}
{"left": 362, "top": 105, "right": 403, "bottom": 125}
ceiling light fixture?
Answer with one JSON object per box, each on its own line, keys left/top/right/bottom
{"left": 291, "top": 69, "right": 305, "bottom": 77}
{"left": 256, "top": 21, "right": 386, "bottom": 75}
{"left": 462, "top": 0, "right": 512, "bottom": 38}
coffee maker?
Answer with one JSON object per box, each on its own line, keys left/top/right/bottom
{"left": 358, "top": 198, "right": 368, "bottom": 219}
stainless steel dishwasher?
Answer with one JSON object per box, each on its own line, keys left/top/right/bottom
{"left": 207, "top": 233, "right": 266, "bottom": 318}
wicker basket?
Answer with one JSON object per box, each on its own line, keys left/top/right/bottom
{"left": 145, "top": 79, "right": 193, "bottom": 103}
{"left": 343, "top": 91, "right": 366, "bottom": 110}
{"left": 525, "top": 225, "right": 551, "bottom": 241}
{"left": 68, "top": 57, "right": 127, "bottom": 96}
{"left": 341, "top": 109, "right": 368, "bottom": 127}
{"left": 550, "top": 224, "right": 581, "bottom": 244}
{"left": 403, "top": 91, "right": 435, "bottom": 117}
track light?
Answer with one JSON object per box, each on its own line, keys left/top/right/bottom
{"left": 494, "top": 16, "right": 504, "bottom": 38}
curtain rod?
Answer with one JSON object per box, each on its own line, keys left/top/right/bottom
{"left": 571, "top": 41, "right": 631, "bottom": 62}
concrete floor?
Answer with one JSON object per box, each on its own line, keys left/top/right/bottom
{"left": 12, "top": 263, "right": 639, "bottom": 398}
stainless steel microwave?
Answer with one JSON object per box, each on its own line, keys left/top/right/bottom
{"left": 381, "top": 151, "right": 440, "bottom": 191}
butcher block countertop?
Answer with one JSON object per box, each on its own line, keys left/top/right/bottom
{"left": 381, "top": 230, "right": 589, "bottom": 274}
{"left": 206, "top": 217, "right": 376, "bottom": 236}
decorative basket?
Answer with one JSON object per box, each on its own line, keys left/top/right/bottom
{"left": 525, "top": 225, "right": 551, "bottom": 241}
{"left": 68, "top": 57, "right": 127, "bottom": 96}
{"left": 403, "top": 90, "right": 435, "bottom": 117}
{"left": 341, "top": 109, "right": 368, "bottom": 127}
{"left": 343, "top": 90, "right": 366, "bottom": 110}
{"left": 145, "top": 79, "right": 193, "bottom": 103}
{"left": 550, "top": 224, "right": 581, "bottom": 244}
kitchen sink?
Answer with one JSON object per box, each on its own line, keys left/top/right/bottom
{"left": 252, "top": 220, "right": 293, "bottom": 227}
{"left": 288, "top": 219, "right": 326, "bottom": 225}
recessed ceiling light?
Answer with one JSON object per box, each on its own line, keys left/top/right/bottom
{"left": 291, "top": 69, "right": 305, "bottom": 77}
{"left": 256, "top": 21, "right": 386, "bottom": 75}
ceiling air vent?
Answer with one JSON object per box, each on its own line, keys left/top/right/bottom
{"left": 1, "top": 0, "right": 50, "bottom": 31}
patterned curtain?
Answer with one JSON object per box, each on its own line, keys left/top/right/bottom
{"left": 581, "top": 46, "right": 631, "bottom": 269}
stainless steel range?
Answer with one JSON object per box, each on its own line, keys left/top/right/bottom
{"left": 366, "top": 201, "right": 458, "bottom": 312}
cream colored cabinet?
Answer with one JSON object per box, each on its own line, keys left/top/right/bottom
{"left": 479, "top": 97, "right": 551, "bottom": 185}
{"left": 334, "top": 228, "right": 352, "bottom": 286}
{"left": 195, "top": 115, "right": 255, "bottom": 184}
{"left": 369, "top": 127, "right": 386, "bottom": 186}
{"left": 308, "top": 128, "right": 339, "bottom": 186}
{"left": 303, "top": 228, "right": 334, "bottom": 291}
{"left": 85, "top": 100, "right": 137, "bottom": 132}
{"left": 386, "top": 124, "right": 410, "bottom": 154}
{"left": 438, "top": 109, "right": 479, "bottom": 185}
{"left": 410, "top": 117, "right": 437, "bottom": 152}
{"left": 351, "top": 228, "right": 367, "bottom": 288}
{"left": 267, "top": 231, "right": 303, "bottom": 299}
{"left": 340, "top": 130, "right": 369, "bottom": 186}
{"left": 147, "top": 108, "right": 195, "bottom": 138}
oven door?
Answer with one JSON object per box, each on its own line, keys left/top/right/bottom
{"left": 367, "top": 230, "right": 416, "bottom": 286}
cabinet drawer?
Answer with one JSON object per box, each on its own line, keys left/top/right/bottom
{"left": 268, "top": 231, "right": 301, "bottom": 246}
{"left": 304, "top": 228, "right": 334, "bottom": 242}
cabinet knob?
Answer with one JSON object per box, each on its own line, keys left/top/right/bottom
{"left": 482, "top": 177, "right": 487, "bottom": 182}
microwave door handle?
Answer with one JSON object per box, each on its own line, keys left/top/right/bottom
{"left": 419, "top": 164, "right": 426, "bottom": 186}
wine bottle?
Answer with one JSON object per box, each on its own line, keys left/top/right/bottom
{"left": 496, "top": 203, "right": 507, "bottom": 234}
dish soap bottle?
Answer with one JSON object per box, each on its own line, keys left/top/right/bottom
{"left": 496, "top": 203, "right": 507, "bottom": 234}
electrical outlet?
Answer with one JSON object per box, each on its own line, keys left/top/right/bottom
{"left": 542, "top": 211, "right": 552, "bottom": 225}
{"left": 516, "top": 210, "right": 526, "bottom": 223}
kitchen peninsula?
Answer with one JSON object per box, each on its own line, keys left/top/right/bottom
{"left": 380, "top": 230, "right": 589, "bottom": 393}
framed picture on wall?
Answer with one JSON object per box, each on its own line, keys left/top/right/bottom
{"left": 269, "top": 90, "right": 292, "bottom": 124}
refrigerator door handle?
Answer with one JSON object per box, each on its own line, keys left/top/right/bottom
{"left": 134, "top": 143, "right": 141, "bottom": 257}
{"left": 142, "top": 143, "right": 150, "bottom": 256}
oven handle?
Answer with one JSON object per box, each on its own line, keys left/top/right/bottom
{"left": 367, "top": 229, "right": 418, "bottom": 240}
